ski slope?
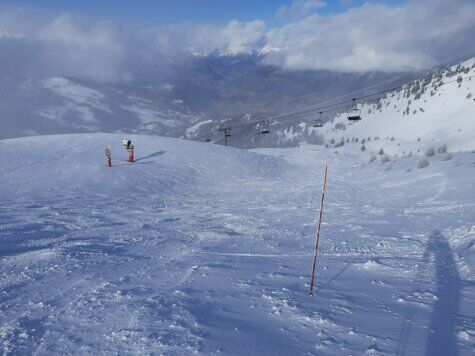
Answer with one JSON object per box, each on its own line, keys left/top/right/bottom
{"left": 1, "top": 133, "right": 474, "bottom": 355}
{"left": 318, "top": 59, "right": 475, "bottom": 157}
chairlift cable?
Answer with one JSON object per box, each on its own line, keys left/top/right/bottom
{"left": 198, "top": 69, "right": 475, "bottom": 141}
{"left": 243, "top": 69, "right": 474, "bottom": 127}
{"left": 227, "top": 48, "right": 475, "bottom": 113}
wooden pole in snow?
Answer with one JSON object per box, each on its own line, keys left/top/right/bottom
{"left": 308, "top": 165, "right": 328, "bottom": 296}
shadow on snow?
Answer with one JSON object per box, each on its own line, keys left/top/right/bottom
{"left": 423, "top": 230, "right": 461, "bottom": 356}
{"left": 134, "top": 151, "right": 166, "bottom": 162}
{"left": 397, "top": 230, "right": 461, "bottom": 356}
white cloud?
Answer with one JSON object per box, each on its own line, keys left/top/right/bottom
{"left": 0, "top": 0, "right": 474, "bottom": 82}
{"left": 0, "top": 10, "right": 130, "bottom": 82}
{"left": 149, "top": 20, "right": 265, "bottom": 57}
{"left": 221, "top": 20, "right": 266, "bottom": 54}
{"left": 264, "top": 0, "right": 475, "bottom": 72}
{"left": 38, "top": 14, "right": 128, "bottom": 82}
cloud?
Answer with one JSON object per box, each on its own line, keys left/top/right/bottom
{"left": 0, "top": 10, "right": 131, "bottom": 82}
{"left": 265, "top": 0, "right": 475, "bottom": 72}
{"left": 147, "top": 20, "right": 265, "bottom": 57}
{"left": 221, "top": 20, "right": 266, "bottom": 54}
{"left": 0, "top": 0, "right": 474, "bottom": 82}
{"left": 38, "top": 14, "right": 129, "bottom": 82}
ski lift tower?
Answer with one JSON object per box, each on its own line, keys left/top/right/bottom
{"left": 218, "top": 125, "right": 231, "bottom": 146}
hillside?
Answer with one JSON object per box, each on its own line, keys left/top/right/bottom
{"left": 318, "top": 59, "right": 475, "bottom": 157}
{"left": 1, "top": 133, "right": 474, "bottom": 354}
{"left": 0, "top": 53, "right": 409, "bottom": 143}
{"left": 0, "top": 77, "right": 205, "bottom": 140}
{"left": 3, "top": 56, "right": 472, "bottom": 150}
{"left": 187, "top": 58, "right": 475, "bottom": 149}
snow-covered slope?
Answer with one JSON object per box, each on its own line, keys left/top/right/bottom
{"left": 0, "top": 77, "right": 205, "bottom": 140}
{"left": 1, "top": 133, "right": 474, "bottom": 354}
{"left": 186, "top": 58, "right": 475, "bottom": 149}
{"left": 317, "top": 59, "right": 475, "bottom": 156}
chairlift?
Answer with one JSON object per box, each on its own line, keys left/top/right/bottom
{"left": 347, "top": 99, "right": 362, "bottom": 121}
{"left": 256, "top": 121, "right": 270, "bottom": 134}
{"left": 313, "top": 112, "right": 323, "bottom": 127}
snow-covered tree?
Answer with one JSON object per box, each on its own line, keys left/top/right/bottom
{"left": 425, "top": 147, "right": 436, "bottom": 157}
{"left": 437, "top": 144, "right": 448, "bottom": 154}
{"left": 418, "top": 158, "right": 430, "bottom": 169}
{"left": 443, "top": 153, "right": 453, "bottom": 161}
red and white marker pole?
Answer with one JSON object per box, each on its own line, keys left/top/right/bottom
{"left": 308, "top": 165, "right": 328, "bottom": 296}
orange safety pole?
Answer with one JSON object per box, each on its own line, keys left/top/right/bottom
{"left": 309, "top": 165, "right": 328, "bottom": 296}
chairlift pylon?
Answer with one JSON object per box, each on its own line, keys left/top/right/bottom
{"left": 347, "top": 98, "right": 362, "bottom": 121}
{"left": 218, "top": 125, "right": 232, "bottom": 137}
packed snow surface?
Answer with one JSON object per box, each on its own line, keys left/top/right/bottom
{"left": 1, "top": 133, "right": 474, "bottom": 355}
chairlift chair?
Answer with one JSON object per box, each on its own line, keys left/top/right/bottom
{"left": 256, "top": 121, "right": 270, "bottom": 134}
{"left": 313, "top": 112, "right": 323, "bottom": 127}
{"left": 347, "top": 99, "right": 362, "bottom": 121}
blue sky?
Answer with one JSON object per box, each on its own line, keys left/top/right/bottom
{"left": 0, "top": 0, "right": 405, "bottom": 26}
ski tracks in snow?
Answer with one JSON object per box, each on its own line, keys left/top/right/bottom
{"left": 1, "top": 138, "right": 474, "bottom": 354}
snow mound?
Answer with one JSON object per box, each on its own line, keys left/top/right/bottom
{"left": 1, "top": 133, "right": 284, "bottom": 202}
